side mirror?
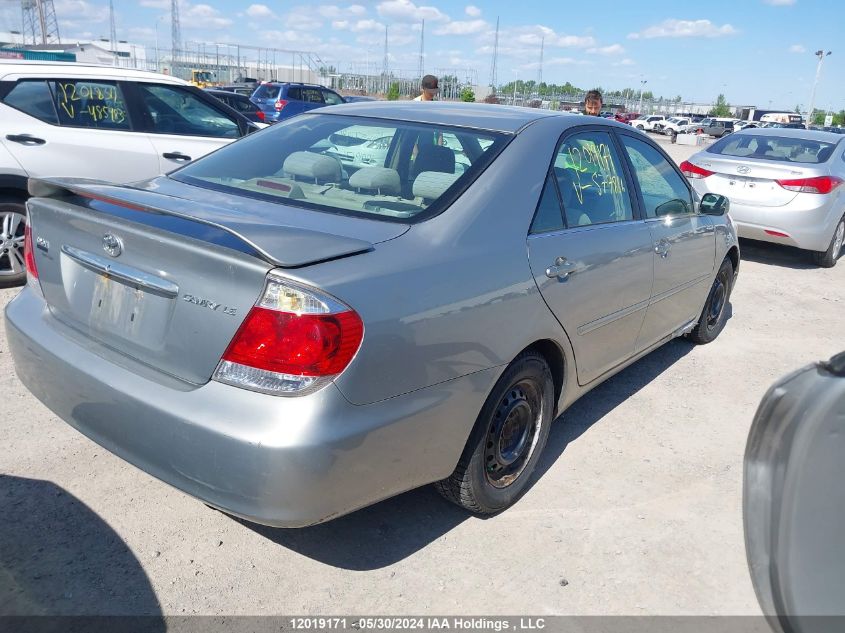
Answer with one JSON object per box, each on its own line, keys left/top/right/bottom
{"left": 744, "top": 352, "right": 845, "bottom": 633}
{"left": 699, "top": 192, "right": 730, "bottom": 216}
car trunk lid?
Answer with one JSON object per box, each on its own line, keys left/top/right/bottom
{"left": 26, "top": 178, "right": 393, "bottom": 384}
{"left": 692, "top": 155, "right": 810, "bottom": 207}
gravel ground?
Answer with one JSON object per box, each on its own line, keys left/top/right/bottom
{"left": 1, "top": 132, "right": 843, "bottom": 617}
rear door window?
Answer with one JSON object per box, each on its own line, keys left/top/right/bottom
{"left": 1, "top": 80, "right": 59, "bottom": 124}
{"left": 552, "top": 130, "right": 634, "bottom": 227}
{"left": 301, "top": 88, "right": 324, "bottom": 104}
{"left": 52, "top": 80, "right": 130, "bottom": 130}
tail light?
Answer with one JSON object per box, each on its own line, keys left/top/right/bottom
{"left": 213, "top": 275, "right": 364, "bottom": 396}
{"left": 23, "top": 222, "right": 43, "bottom": 295}
{"left": 274, "top": 99, "right": 288, "bottom": 112}
{"left": 775, "top": 175, "right": 843, "bottom": 194}
{"left": 679, "top": 160, "right": 715, "bottom": 179}
{"left": 256, "top": 110, "right": 265, "bottom": 122}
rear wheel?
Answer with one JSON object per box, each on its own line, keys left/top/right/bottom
{"left": 811, "top": 214, "right": 844, "bottom": 268}
{"left": 688, "top": 258, "right": 734, "bottom": 345}
{"left": 435, "top": 351, "right": 554, "bottom": 514}
{"left": 0, "top": 199, "right": 27, "bottom": 289}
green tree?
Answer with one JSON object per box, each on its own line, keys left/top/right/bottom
{"left": 387, "top": 82, "right": 400, "bottom": 101}
{"left": 710, "top": 94, "right": 732, "bottom": 117}
{"left": 834, "top": 110, "right": 845, "bottom": 126}
{"left": 460, "top": 87, "right": 476, "bottom": 102}
{"left": 812, "top": 110, "right": 826, "bottom": 125}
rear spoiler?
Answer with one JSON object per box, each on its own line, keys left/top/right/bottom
{"left": 28, "top": 177, "right": 374, "bottom": 268}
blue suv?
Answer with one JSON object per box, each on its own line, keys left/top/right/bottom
{"left": 250, "top": 82, "right": 346, "bottom": 122}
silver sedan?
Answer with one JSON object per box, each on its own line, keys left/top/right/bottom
{"left": 7, "top": 103, "right": 738, "bottom": 527}
{"left": 681, "top": 128, "right": 845, "bottom": 267}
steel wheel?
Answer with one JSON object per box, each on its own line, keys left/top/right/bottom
{"left": 484, "top": 380, "right": 544, "bottom": 489}
{"left": 0, "top": 202, "right": 27, "bottom": 288}
{"left": 689, "top": 257, "right": 734, "bottom": 345}
{"left": 834, "top": 220, "right": 844, "bottom": 259}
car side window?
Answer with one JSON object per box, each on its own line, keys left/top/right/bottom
{"left": 287, "top": 87, "right": 301, "bottom": 100}
{"left": 2, "top": 80, "right": 59, "bottom": 124}
{"left": 620, "top": 135, "right": 693, "bottom": 218}
{"left": 301, "top": 88, "right": 324, "bottom": 104}
{"left": 138, "top": 84, "right": 240, "bottom": 138}
{"left": 552, "top": 130, "right": 633, "bottom": 227}
{"left": 322, "top": 90, "right": 344, "bottom": 106}
{"left": 51, "top": 80, "right": 130, "bottom": 130}
{"left": 530, "top": 172, "right": 565, "bottom": 234}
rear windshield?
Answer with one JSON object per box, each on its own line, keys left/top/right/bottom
{"left": 172, "top": 114, "right": 509, "bottom": 222}
{"left": 707, "top": 134, "right": 838, "bottom": 164}
{"left": 252, "top": 84, "right": 281, "bottom": 101}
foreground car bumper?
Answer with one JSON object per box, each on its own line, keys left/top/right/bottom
{"left": 5, "top": 288, "right": 493, "bottom": 527}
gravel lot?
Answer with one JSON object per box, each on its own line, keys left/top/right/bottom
{"left": 2, "top": 133, "right": 843, "bottom": 617}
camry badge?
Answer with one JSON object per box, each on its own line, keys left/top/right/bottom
{"left": 737, "top": 166, "right": 750, "bottom": 174}
{"left": 102, "top": 233, "right": 123, "bottom": 257}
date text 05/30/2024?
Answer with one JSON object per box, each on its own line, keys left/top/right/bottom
{"left": 288, "top": 618, "right": 548, "bottom": 630}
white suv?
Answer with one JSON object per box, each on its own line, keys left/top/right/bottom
{"left": 0, "top": 61, "right": 257, "bottom": 287}
{"left": 631, "top": 115, "right": 666, "bottom": 132}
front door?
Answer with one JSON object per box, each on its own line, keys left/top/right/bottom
{"left": 617, "top": 133, "right": 716, "bottom": 351}
{"left": 526, "top": 129, "right": 654, "bottom": 386}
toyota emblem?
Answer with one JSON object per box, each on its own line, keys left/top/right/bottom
{"left": 737, "top": 166, "right": 750, "bottom": 174}
{"left": 103, "top": 233, "right": 123, "bottom": 257}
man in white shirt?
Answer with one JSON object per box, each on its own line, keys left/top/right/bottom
{"left": 414, "top": 75, "right": 439, "bottom": 101}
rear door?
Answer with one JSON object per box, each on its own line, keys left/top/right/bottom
{"left": 130, "top": 82, "right": 242, "bottom": 172}
{"left": 299, "top": 87, "right": 326, "bottom": 114}
{"left": 526, "top": 128, "right": 654, "bottom": 385}
{"left": 0, "top": 78, "right": 160, "bottom": 183}
{"left": 617, "top": 132, "right": 716, "bottom": 351}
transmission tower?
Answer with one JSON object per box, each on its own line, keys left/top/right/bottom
{"left": 488, "top": 16, "right": 499, "bottom": 94}
{"left": 171, "top": 0, "right": 181, "bottom": 66}
{"left": 21, "top": 0, "right": 61, "bottom": 45}
{"left": 108, "top": 0, "right": 116, "bottom": 52}
{"left": 537, "top": 36, "right": 544, "bottom": 90}
{"left": 417, "top": 19, "right": 425, "bottom": 81}
{"left": 382, "top": 24, "right": 389, "bottom": 93}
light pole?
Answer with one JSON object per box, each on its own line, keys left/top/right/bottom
{"left": 806, "top": 49, "right": 831, "bottom": 128}
{"left": 513, "top": 69, "right": 519, "bottom": 106}
{"left": 637, "top": 79, "right": 647, "bottom": 113}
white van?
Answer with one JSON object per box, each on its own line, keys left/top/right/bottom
{"left": 760, "top": 112, "right": 804, "bottom": 125}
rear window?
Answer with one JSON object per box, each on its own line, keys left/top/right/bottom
{"left": 172, "top": 114, "right": 509, "bottom": 222}
{"left": 252, "top": 84, "right": 281, "bottom": 101}
{"left": 708, "top": 134, "right": 838, "bottom": 164}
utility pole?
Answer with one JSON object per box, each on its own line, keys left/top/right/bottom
{"left": 171, "top": 0, "right": 181, "bottom": 73}
{"left": 21, "top": 0, "right": 60, "bottom": 44}
{"left": 638, "top": 79, "right": 647, "bottom": 113}
{"left": 382, "top": 25, "right": 389, "bottom": 94}
{"left": 417, "top": 19, "right": 424, "bottom": 84}
{"left": 806, "top": 49, "right": 832, "bottom": 128}
{"left": 488, "top": 16, "right": 499, "bottom": 96}
{"left": 108, "top": 0, "right": 116, "bottom": 54}
{"left": 537, "top": 35, "right": 544, "bottom": 99}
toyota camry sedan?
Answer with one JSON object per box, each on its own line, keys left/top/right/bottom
{"left": 6, "top": 103, "right": 739, "bottom": 527}
{"left": 681, "top": 128, "right": 845, "bottom": 267}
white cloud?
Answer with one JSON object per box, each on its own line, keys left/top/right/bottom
{"left": 55, "top": 0, "right": 107, "bottom": 21}
{"left": 628, "top": 19, "right": 737, "bottom": 39}
{"left": 514, "top": 25, "right": 596, "bottom": 48}
{"left": 245, "top": 4, "right": 274, "bottom": 18}
{"left": 435, "top": 19, "right": 487, "bottom": 35}
{"left": 586, "top": 44, "right": 625, "bottom": 55}
{"left": 613, "top": 58, "right": 635, "bottom": 66}
{"left": 465, "top": 5, "right": 481, "bottom": 17}
{"left": 319, "top": 4, "right": 367, "bottom": 18}
{"left": 283, "top": 9, "right": 324, "bottom": 31}
{"left": 763, "top": 0, "right": 796, "bottom": 5}
{"left": 333, "top": 19, "right": 385, "bottom": 33}
{"left": 376, "top": 0, "right": 448, "bottom": 23}
{"left": 139, "top": 0, "right": 170, "bottom": 8}
{"left": 182, "top": 3, "right": 232, "bottom": 29}
{"left": 789, "top": 44, "right": 806, "bottom": 53}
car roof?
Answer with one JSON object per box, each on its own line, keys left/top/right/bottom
{"left": 0, "top": 60, "right": 189, "bottom": 85}
{"left": 262, "top": 82, "right": 328, "bottom": 88}
{"left": 315, "top": 101, "right": 567, "bottom": 134}
{"left": 732, "top": 127, "right": 844, "bottom": 143}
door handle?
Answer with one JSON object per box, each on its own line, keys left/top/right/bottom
{"left": 6, "top": 134, "right": 46, "bottom": 145}
{"left": 162, "top": 152, "right": 192, "bottom": 161}
{"left": 654, "top": 238, "right": 671, "bottom": 258}
{"left": 545, "top": 256, "right": 579, "bottom": 279}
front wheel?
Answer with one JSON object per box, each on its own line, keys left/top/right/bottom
{"left": 0, "top": 200, "right": 27, "bottom": 289}
{"left": 811, "top": 214, "right": 844, "bottom": 268}
{"left": 435, "top": 351, "right": 554, "bottom": 514}
{"left": 688, "top": 258, "right": 734, "bottom": 345}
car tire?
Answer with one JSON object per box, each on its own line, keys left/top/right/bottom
{"left": 811, "top": 214, "right": 845, "bottom": 268}
{"left": 636, "top": 124, "right": 645, "bottom": 130}
{"left": 435, "top": 351, "right": 555, "bottom": 514}
{"left": 688, "top": 257, "right": 734, "bottom": 345}
{"left": 0, "top": 199, "right": 27, "bottom": 289}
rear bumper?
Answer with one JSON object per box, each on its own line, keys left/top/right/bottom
{"left": 695, "top": 184, "right": 842, "bottom": 251}
{"left": 5, "top": 288, "right": 493, "bottom": 527}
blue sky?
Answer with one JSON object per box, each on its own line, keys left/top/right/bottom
{"left": 1, "top": 0, "right": 842, "bottom": 110}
